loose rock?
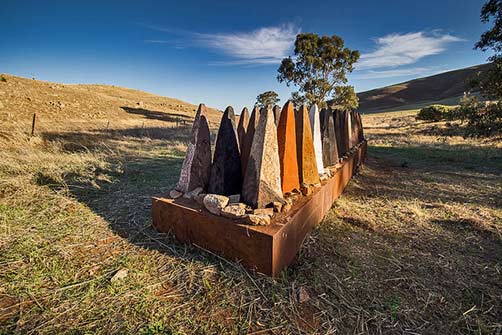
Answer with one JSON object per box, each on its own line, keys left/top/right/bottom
{"left": 245, "top": 214, "right": 271, "bottom": 226}
{"left": 169, "top": 189, "right": 183, "bottom": 199}
{"left": 203, "top": 194, "right": 229, "bottom": 216}
{"left": 183, "top": 187, "right": 202, "bottom": 199}
{"left": 111, "top": 268, "right": 128, "bottom": 283}
{"left": 253, "top": 207, "right": 274, "bottom": 217}
{"left": 221, "top": 203, "right": 247, "bottom": 219}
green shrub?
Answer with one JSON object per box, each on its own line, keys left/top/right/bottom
{"left": 0, "top": 75, "right": 6, "bottom": 83}
{"left": 416, "top": 104, "right": 452, "bottom": 122}
{"left": 456, "top": 95, "right": 502, "bottom": 137}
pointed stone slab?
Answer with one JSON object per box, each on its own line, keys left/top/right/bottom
{"left": 241, "top": 107, "right": 284, "bottom": 208}
{"left": 356, "top": 112, "right": 364, "bottom": 142}
{"left": 333, "top": 109, "right": 345, "bottom": 157}
{"left": 175, "top": 104, "right": 212, "bottom": 193}
{"left": 308, "top": 104, "right": 325, "bottom": 174}
{"left": 240, "top": 106, "right": 260, "bottom": 177}
{"left": 277, "top": 101, "right": 300, "bottom": 194}
{"left": 320, "top": 109, "right": 339, "bottom": 167}
{"left": 296, "top": 105, "right": 320, "bottom": 186}
{"left": 208, "top": 106, "right": 242, "bottom": 195}
{"left": 273, "top": 105, "right": 281, "bottom": 127}
{"left": 237, "top": 107, "right": 249, "bottom": 150}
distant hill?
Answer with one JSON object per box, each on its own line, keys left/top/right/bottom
{"left": 357, "top": 63, "right": 492, "bottom": 113}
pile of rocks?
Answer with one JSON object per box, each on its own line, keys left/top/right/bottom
{"left": 169, "top": 187, "right": 292, "bottom": 226}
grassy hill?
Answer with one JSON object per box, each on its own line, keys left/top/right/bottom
{"left": 357, "top": 63, "right": 492, "bottom": 113}
{"left": 0, "top": 74, "right": 222, "bottom": 133}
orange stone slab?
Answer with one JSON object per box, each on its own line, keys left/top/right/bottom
{"left": 295, "top": 105, "right": 320, "bottom": 186}
{"left": 277, "top": 101, "right": 300, "bottom": 194}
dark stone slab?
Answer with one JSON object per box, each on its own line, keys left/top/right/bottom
{"left": 208, "top": 106, "right": 242, "bottom": 195}
{"left": 175, "top": 104, "right": 212, "bottom": 193}
{"left": 273, "top": 105, "right": 281, "bottom": 127}
{"left": 320, "top": 108, "right": 339, "bottom": 167}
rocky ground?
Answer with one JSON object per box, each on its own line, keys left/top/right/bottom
{"left": 0, "top": 75, "right": 501, "bottom": 334}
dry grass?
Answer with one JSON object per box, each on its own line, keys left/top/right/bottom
{"left": 1, "top": 76, "right": 501, "bottom": 334}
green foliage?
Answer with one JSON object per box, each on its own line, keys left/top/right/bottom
{"left": 256, "top": 90, "right": 280, "bottom": 108}
{"left": 474, "top": 0, "right": 502, "bottom": 99}
{"left": 0, "top": 75, "right": 6, "bottom": 82}
{"left": 416, "top": 105, "right": 452, "bottom": 122}
{"left": 329, "top": 85, "right": 359, "bottom": 111}
{"left": 277, "top": 33, "right": 359, "bottom": 108}
{"left": 290, "top": 91, "right": 307, "bottom": 107}
{"left": 455, "top": 95, "right": 502, "bottom": 137}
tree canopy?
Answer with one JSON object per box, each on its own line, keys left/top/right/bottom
{"left": 475, "top": 0, "right": 502, "bottom": 99}
{"left": 277, "top": 33, "right": 359, "bottom": 109}
{"left": 256, "top": 91, "right": 280, "bottom": 108}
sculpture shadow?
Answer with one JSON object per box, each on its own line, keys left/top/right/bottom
{"left": 121, "top": 106, "right": 192, "bottom": 124}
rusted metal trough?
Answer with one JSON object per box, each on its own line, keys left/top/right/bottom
{"left": 152, "top": 140, "right": 367, "bottom": 277}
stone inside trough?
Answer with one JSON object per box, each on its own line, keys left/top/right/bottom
{"left": 277, "top": 101, "right": 300, "bottom": 194}
{"left": 240, "top": 105, "right": 260, "bottom": 178}
{"left": 308, "top": 104, "right": 325, "bottom": 174}
{"left": 241, "top": 107, "right": 284, "bottom": 208}
{"left": 208, "top": 106, "right": 242, "bottom": 195}
{"left": 296, "top": 105, "right": 320, "bottom": 186}
{"left": 175, "top": 103, "right": 212, "bottom": 193}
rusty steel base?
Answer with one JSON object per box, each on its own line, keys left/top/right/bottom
{"left": 152, "top": 140, "right": 367, "bottom": 276}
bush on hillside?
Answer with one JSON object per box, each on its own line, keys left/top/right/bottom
{"left": 416, "top": 105, "right": 452, "bottom": 122}
{"left": 456, "top": 95, "right": 502, "bottom": 137}
{"left": 0, "top": 75, "right": 6, "bottom": 83}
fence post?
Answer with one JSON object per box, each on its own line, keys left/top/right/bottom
{"left": 31, "top": 113, "right": 37, "bottom": 136}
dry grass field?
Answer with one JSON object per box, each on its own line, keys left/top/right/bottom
{"left": 0, "top": 75, "right": 501, "bottom": 334}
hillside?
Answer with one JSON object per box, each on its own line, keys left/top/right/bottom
{"left": 0, "top": 74, "right": 222, "bottom": 132}
{"left": 357, "top": 63, "right": 492, "bottom": 113}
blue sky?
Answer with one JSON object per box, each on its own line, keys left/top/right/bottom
{"left": 1, "top": 0, "right": 492, "bottom": 110}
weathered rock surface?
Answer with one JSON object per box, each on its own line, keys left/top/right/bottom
{"left": 241, "top": 107, "right": 284, "bottom": 208}
{"left": 320, "top": 109, "right": 339, "bottom": 167}
{"left": 221, "top": 203, "right": 247, "bottom": 219}
{"left": 194, "top": 193, "right": 206, "bottom": 206}
{"left": 296, "top": 105, "right": 320, "bottom": 186}
{"left": 309, "top": 104, "right": 325, "bottom": 174}
{"left": 169, "top": 189, "right": 182, "bottom": 199}
{"left": 273, "top": 105, "right": 281, "bottom": 127}
{"left": 253, "top": 207, "right": 274, "bottom": 216}
{"left": 203, "top": 194, "right": 229, "bottom": 216}
{"left": 183, "top": 187, "right": 202, "bottom": 199}
{"left": 208, "top": 106, "right": 242, "bottom": 195}
{"left": 240, "top": 106, "right": 260, "bottom": 177}
{"left": 245, "top": 214, "right": 271, "bottom": 226}
{"left": 175, "top": 104, "right": 212, "bottom": 193}
{"left": 277, "top": 101, "right": 300, "bottom": 194}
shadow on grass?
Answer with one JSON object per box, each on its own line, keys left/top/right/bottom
{"left": 42, "top": 126, "right": 192, "bottom": 153}
{"left": 121, "top": 106, "right": 192, "bottom": 123}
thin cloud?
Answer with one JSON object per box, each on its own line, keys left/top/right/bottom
{"left": 357, "top": 31, "right": 464, "bottom": 69}
{"left": 144, "top": 24, "right": 299, "bottom": 65}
